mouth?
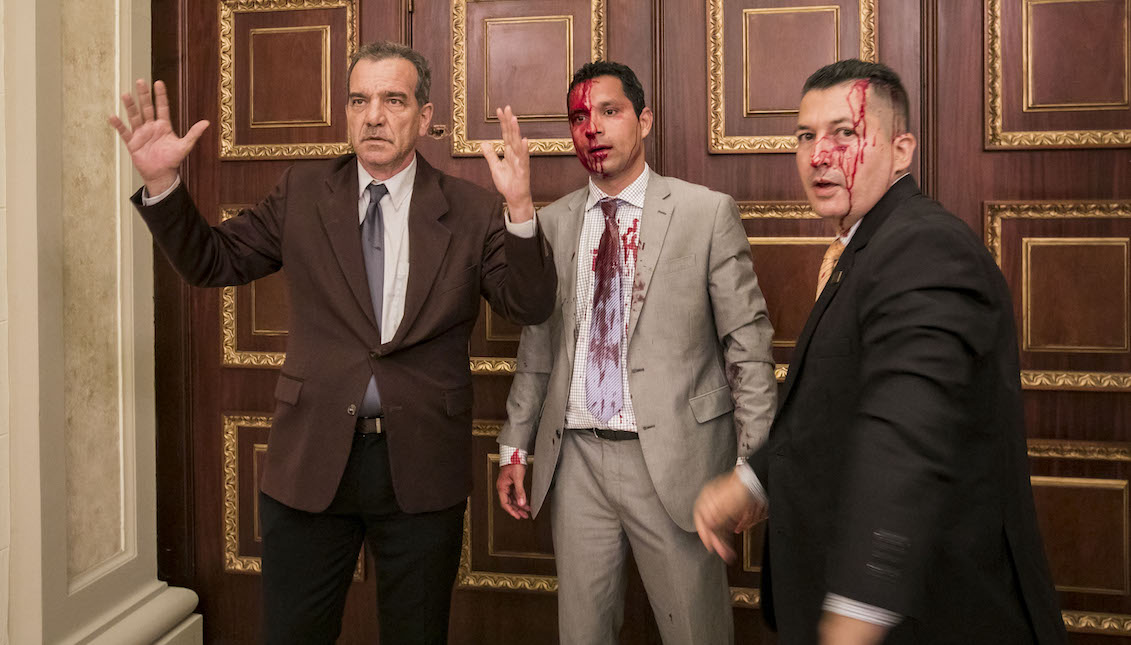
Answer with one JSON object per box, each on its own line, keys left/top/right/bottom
{"left": 812, "top": 178, "right": 840, "bottom": 195}
{"left": 588, "top": 145, "right": 611, "bottom": 155}
{"left": 362, "top": 134, "right": 391, "bottom": 144}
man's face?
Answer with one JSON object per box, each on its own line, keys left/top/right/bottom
{"left": 567, "top": 75, "right": 652, "bottom": 183}
{"left": 346, "top": 57, "right": 433, "bottom": 180}
{"left": 795, "top": 80, "right": 914, "bottom": 231}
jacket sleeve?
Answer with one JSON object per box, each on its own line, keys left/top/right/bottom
{"left": 480, "top": 198, "right": 557, "bottom": 326}
{"left": 707, "top": 194, "right": 777, "bottom": 459}
{"left": 132, "top": 168, "right": 290, "bottom": 287}
{"left": 825, "top": 219, "right": 1000, "bottom": 617}
{"left": 498, "top": 320, "right": 553, "bottom": 452}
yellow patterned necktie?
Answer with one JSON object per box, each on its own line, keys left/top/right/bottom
{"left": 816, "top": 238, "right": 845, "bottom": 300}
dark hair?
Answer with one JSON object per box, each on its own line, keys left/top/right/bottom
{"left": 347, "top": 41, "right": 431, "bottom": 106}
{"left": 567, "top": 61, "right": 646, "bottom": 117}
{"left": 802, "top": 59, "right": 909, "bottom": 134}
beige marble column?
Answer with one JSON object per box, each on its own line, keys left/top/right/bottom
{"left": 4, "top": 0, "right": 200, "bottom": 642}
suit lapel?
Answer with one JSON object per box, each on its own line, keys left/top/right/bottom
{"left": 559, "top": 188, "right": 588, "bottom": 375}
{"left": 777, "top": 175, "right": 921, "bottom": 411}
{"left": 317, "top": 158, "right": 379, "bottom": 330}
{"left": 388, "top": 155, "right": 451, "bottom": 348}
{"left": 626, "top": 174, "right": 674, "bottom": 343}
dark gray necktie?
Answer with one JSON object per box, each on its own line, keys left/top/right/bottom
{"left": 359, "top": 182, "right": 388, "bottom": 416}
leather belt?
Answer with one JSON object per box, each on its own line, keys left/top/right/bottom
{"left": 571, "top": 427, "right": 639, "bottom": 441}
{"left": 355, "top": 417, "right": 384, "bottom": 435}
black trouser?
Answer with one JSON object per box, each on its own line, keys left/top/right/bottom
{"left": 260, "top": 431, "right": 466, "bottom": 645}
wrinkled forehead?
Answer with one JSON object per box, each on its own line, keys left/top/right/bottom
{"left": 569, "top": 75, "right": 627, "bottom": 106}
{"left": 798, "top": 80, "right": 893, "bottom": 130}
{"left": 349, "top": 56, "right": 418, "bottom": 94}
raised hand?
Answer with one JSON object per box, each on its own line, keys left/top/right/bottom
{"left": 108, "top": 79, "right": 209, "bottom": 196}
{"left": 480, "top": 106, "right": 535, "bottom": 223}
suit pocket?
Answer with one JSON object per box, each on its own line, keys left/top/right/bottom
{"left": 657, "top": 254, "right": 695, "bottom": 275}
{"left": 274, "top": 373, "right": 303, "bottom": 406}
{"left": 689, "top": 385, "right": 734, "bottom": 423}
{"left": 444, "top": 386, "right": 474, "bottom": 416}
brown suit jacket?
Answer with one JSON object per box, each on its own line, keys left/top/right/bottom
{"left": 134, "top": 153, "right": 555, "bottom": 513}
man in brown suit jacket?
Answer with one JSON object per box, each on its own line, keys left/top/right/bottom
{"left": 110, "top": 41, "right": 555, "bottom": 644}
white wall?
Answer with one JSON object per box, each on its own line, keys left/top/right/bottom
{"left": 3, "top": 0, "right": 199, "bottom": 642}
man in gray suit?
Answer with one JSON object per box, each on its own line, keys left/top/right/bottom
{"left": 495, "top": 61, "right": 777, "bottom": 644}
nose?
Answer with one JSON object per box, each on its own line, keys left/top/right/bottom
{"left": 365, "top": 100, "right": 384, "bottom": 126}
{"left": 810, "top": 136, "right": 834, "bottom": 167}
{"left": 584, "top": 114, "right": 601, "bottom": 138}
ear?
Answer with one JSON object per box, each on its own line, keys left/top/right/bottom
{"left": 891, "top": 131, "right": 916, "bottom": 176}
{"left": 638, "top": 106, "right": 654, "bottom": 140}
{"left": 417, "top": 102, "right": 435, "bottom": 137}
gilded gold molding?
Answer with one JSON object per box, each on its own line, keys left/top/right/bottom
{"left": 451, "top": 0, "right": 607, "bottom": 157}
{"left": 473, "top": 420, "right": 503, "bottom": 437}
{"left": 1028, "top": 438, "right": 1131, "bottom": 461}
{"left": 985, "top": 0, "right": 1131, "bottom": 148}
{"left": 1022, "top": 370, "right": 1131, "bottom": 391}
{"left": 707, "top": 0, "right": 878, "bottom": 153}
{"left": 248, "top": 25, "right": 332, "bottom": 128}
{"left": 223, "top": 413, "right": 364, "bottom": 578}
{"left": 219, "top": 0, "right": 358, "bottom": 160}
{"left": 730, "top": 586, "right": 760, "bottom": 608}
{"left": 457, "top": 505, "right": 559, "bottom": 592}
{"left": 1063, "top": 610, "right": 1131, "bottom": 636}
{"left": 221, "top": 208, "right": 287, "bottom": 368}
{"left": 1021, "top": 238, "right": 1129, "bottom": 353}
{"left": 738, "top": 202, "right": 820, "bottom": 220}
{"left": 471, "top": 357, "right": 518, "bottom": 374}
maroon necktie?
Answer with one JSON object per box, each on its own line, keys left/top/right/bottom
{"left": 585, "top": 198, "right": 624, "bottom": 422}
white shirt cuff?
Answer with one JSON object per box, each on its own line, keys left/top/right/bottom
{"left": 823, "top": 593, "right": 902, "bottom": 627}
{"left": 141, "top": 175, "right": 182, "bottom": 205}
{"left": 504, "top": 209, "right": 537, "bottom": 238}
{"left": 499, "top": 444, "right": 528, "bottom": 466}
{"left": 735, "top": 462, "right": 767, "bottom": 505}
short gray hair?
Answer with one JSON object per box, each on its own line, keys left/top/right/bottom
{"left": 347, "top": 41, "right": 431, "bottom": 106}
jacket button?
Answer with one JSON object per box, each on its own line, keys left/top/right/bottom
{"left": 369, "top": 350, "right": 379, "bottom": 359}
{"left": 555, "top": 429, "right": 562, "bottom": 438}
{"left": 347, "top": 404, "right": 357, "bottom": 416}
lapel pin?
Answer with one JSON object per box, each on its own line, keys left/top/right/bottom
{"left": 832, "top": 270, "right": 843, "bottom": 284}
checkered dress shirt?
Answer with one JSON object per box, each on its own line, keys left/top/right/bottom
{"left": 500, "top": 167, "right": 650, "bottom": 466}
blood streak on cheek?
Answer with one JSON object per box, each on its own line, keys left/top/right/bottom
{"left": 568, "top": 80, "right": 603, "bottom": 174}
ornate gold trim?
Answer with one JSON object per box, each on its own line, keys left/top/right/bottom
{"left": 1063, "top": 610, "right": 1131, "bottom": 635}
{"left": 473, "top": 420, "right": 504, "bottom": 437}
{"left": 450, "top": 0, "right": 607, "bottom": 157}
{"left": 457, "top": 505, "right": 559, "bottom": 592}
{"left": 223, "top": 413, "right": 364, "bottom": 578}
{"left": 749, "top": 237, "right": 836, "bottom": 245}
{"left": 1021, "top": 237, "right": 1130, "bottom": 353}
{"left": 219, "top": 0, "right": 358, "bottom": 159}
{"left": 483, "top": 16, "right": 574, "bottom": 122}
{"left": 471, "top": 357, "right": 518, "bottom": 374}
{"left": 1030, "top": 475, "right": 1130, "bottom": 596}
{"left": 1028, "top": 438, "right": 1131, "bottom": 461}
{"left": 248, "top": 25, "right": 333, "bottom": 128}
{"left": 1021, "top": 370, "right": 1131, "bottom": 391}
{"left": 741, "top": 7, "right": 840, "bottom": 117}
{"left": 730, "top": 586, "right": 760, "bottom": 608}
{"left": 985, "top": 0, "right": 1131, "bottom": 148}
{"left": 738, "top": 201, "right": 820, "bottom": 220}
{"left": 707, "top": 0, "right": 878, "bottom": 154}
{"left": 220, "top": 208, "right": 287, "bottom": 368}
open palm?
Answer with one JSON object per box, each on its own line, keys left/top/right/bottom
{"left": 480, "top": 105, "right": 535, "bottom": 222}
{"left": 109, "top": 79, "right": 209, "bottom": 194}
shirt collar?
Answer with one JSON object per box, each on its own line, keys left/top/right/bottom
{"left": 839, "top": 172, "right": 910, "bottom": 245}
{"left": 585, "top": 164, "right": 650, "bottom": 211}
{"left": 357, "top": 154, "right": 417, "bottom": 211}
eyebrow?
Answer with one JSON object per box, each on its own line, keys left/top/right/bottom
{"left": 795, "top": 116, "right": 853, "bottom": 132}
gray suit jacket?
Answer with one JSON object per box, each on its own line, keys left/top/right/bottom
{"left": 499, "top": 172, "right": 776, "bottom": 531}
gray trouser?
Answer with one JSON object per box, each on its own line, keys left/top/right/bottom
{"left": 550, "top": 430, "right": 735, "bottom": 645}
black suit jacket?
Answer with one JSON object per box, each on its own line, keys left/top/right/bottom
{"left": 134, "top": 153, "right": 555, "bottom": 513}
{"left": 751, "top": 176, "right": 1065, "bottom": 644}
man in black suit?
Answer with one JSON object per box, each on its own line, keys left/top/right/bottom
{"left": 693, "top": 60, "right": 1066, "bottom": 645}
{"left": 110, "top": 41, "right": 554, "bottom": 644}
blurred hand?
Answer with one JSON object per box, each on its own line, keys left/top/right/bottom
{"left": 108, "top": 79, "right": 209, "bottom": 196}
{"left": 496, "top": 463, "right": 531, "bottom": 520}
{"left": 693, "top": 472, "right": 765, "bottom": 563}
{"left": 479, "top": 106, "right": 535, "bottom": 223}
{"left": 818, "top": 611, "right": 889, "bottom": 645}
